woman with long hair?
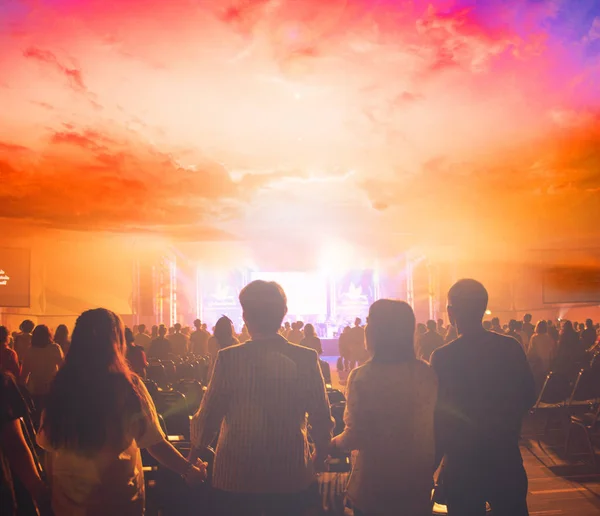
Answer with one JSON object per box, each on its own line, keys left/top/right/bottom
{"left": 37, "top": 309, "right": 206, "bottom": 515}
{"left": 54, "top": 325, "right": 71, "bottom": 357}
{"left": 208, "top": 316, "right": 239, "bottom": 362}
{"left": 21, "top": 325, "right": 64, "bottom": 408}
{"left": 331, "top": 300, "right": 437, "bottom": 516}
{"left": 300, "top": 323, "right": 323, "bottom": 355}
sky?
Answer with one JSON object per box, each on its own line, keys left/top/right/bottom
{"left": 0, "top": 0, "right": 599, "bottom": 252}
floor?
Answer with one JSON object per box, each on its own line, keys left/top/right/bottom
{"left": 323, "top": 357, "right": 600, "bottom": 515}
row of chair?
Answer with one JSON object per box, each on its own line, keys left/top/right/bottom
{"left": 530, "top": 362, "right": 600, "bottom": 465}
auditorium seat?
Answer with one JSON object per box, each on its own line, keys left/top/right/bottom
{"left": 566, "top": 405, "right": 600, "bottom": 467}
{"left": 174, "top": 380, "right": 205, "bottom": 414}
{"left": 147, "top": 363, "right": 168, "bottom": 389}
{"left": 154, "top": 391, "right": 191, "bottom": 441}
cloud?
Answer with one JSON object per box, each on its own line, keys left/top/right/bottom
{"left": 0, "top": 0, "right": 599, "bottom": 247}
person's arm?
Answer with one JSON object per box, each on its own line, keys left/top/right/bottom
{"left": 305, "top": 351, "right": 335, "bottom": 464}
{"left": 20, "top": 356, "right": 31, "bottom": 386}
{"left": 331, "top": 368, "right": 361, "bottom": 452}
{"left": 189, "top": 351, "right": 229, "bottom": 462}
{"left": 2, "top": 419, "right": 50, "bottom": 510}
{"left": 134, "top": 380, "right": 206, "bottom": 483}
{"left": 429, "top": 350, "right": 446, "bottom": 471}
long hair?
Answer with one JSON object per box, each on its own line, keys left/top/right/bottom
{"left": 367, "top": 299, "right": 416, "bottom": 364}
{"left": 31, "top": 325, "right": 53, "bottom": 348}
{"left": 42, "top": 309, "right": 147, "bottom": 454}
{"left": 54, "top": 324, "right": 70, "bottom": 347}
{"left": 304, "top": 324, "right": 316, "bottom": 338}
{"left": 214, "top": 316, "right": 235, "bottom": 350}
{"left": 535, "top": 320, "right": 548, "bottom": 335}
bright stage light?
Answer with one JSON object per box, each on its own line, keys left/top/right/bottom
{"left": 318, "top": 240, "right": 356, "bottom": 274}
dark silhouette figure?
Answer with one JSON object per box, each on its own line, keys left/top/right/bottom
{"left": 580, "top": 319, "right": 597, "bottom": 351}
{"left": 148, "top": 325, "right": 172, "bottom": 361}
{"left": 553, "top": 321, "right": 585, "bottom": 379}
{"left": 54, "top": 325, "right": 71, "bottom": 356}
{"left": 417, "top": 320, "right": 444, "bottom": 363}
{"left": 430, "top": 279, "right": 535, "bottom": 516}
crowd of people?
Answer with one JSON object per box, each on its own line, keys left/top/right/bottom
{"left": 0, "top": 278, "right": 598, "bottom": 515}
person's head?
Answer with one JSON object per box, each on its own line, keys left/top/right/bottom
{"left": 214, "top": 316, "right": 235, "bottom": 349}
{"left": 548, "top": 320, "right": 554, "bottom": 327}
{"left": 491, "top": 317, "right": 500, "bottom": 328}
{"left": 19, "top": 319, "right": 35, "bottom": 334}
{"left": 284, "top": 322, "right": 291, "bottom": 329}
{"left": 239, "top": 280, "right": 287, "bottom": 336}
{"left": 32, "top": 325, "right": 53, "bottom": 348}
{"left": 579, "top": 322, "right": 586, "bottom": 332}
{"left": 151, "top": 325, "right": 158, "bottom": 337}
{"left": 447, "top": 279, "right": 488, "bottom": 331}
{"left": 367, "top": 299, "right": 416, "bottom": 363}
{"left": 297, "top": 321, "right": 304, "bottom": 330}
{"left": 304, "top": 323, "right": 316, "bottom": 338}
{"left": 586, "top": 319, "right": 593, "bottom": 329}
{"left": 515, "top": 321, "right": 523, "bottom": 331}
{"left": 193, "top": 319, "right": 201, "bottom": 330}
{"left": 124, "top": 327, "right": 135, "bottom": 346}
{"left": 138, "top": 324, "right": 146, "bottom": 334}
{"left": 174, "top": 323, "right": 182, "bottom": 333}
{"left": 509, "top": 319, "right": 518, "bottom": 332}
{"left": 201, "top": 323, "right": 207, "bottom": 331}
{"left": 426, "top": 320, "right": 437, "bottom": 332}
{"left": 343, "top": 326, "right": 350, "bottom": 334}
{"left": 43, "top": 308, "right": 146, "bottom": 453}
{"left": 417, "top": 323, "right": 427, "bottom": 335}
{"left": 54, "top": 324, "right": 69, "bottom": 345}
{"left": 158, "top": 324, "right": 167, "bottom": 337}
{"left": 535, "top": 320, "right": 548, "bottom": 335}
{"left": 562, "top": 320, "right": 574, "bottom": 334}
{"left": 483, "top": 320, "right": 492, "bottom": 330}
{"left": 524, "top": 314, "right": 532, "bottom": 324}
{"left": 354, "top": 317, "right": 362, "bottom": 327}
{"left": 0, "top": 326, "right": 8, "bottom": 346}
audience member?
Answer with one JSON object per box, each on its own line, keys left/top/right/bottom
{"left": 148, "top": 324, "right": 172, "bottom": 361}
{"left": 332, "top": 300, "right": 437, "bottom": 516}
{"left": 190, "top": 319, "right": 210, "bottom": 356}
{"left": 348, "top": 318, "right": 366, "bottom": 368}
{"left": 522, "top": 314, "right": 535, "bottom": 343}
{"left": 417, "top": 320, "right": 444, "bottom": 363}
{"left": 553, "top": 320, "right": 585, "bottom": 378}
{"left": 53, "top": 325, "right": 71, "bottom": 356}
{"left": 239, "top": 324, "right": 250, "bottom": 343}
{"left": 300, "top": 323, "right": 323, "bottom": 355}
{"left": 208, "top": 316, "right": 239, "bottom": 364}
{"left": 190, "top": 280, "right": 334, "bottom": 516}
{"left": 0, "top": 326, "right": 20, "bottom": 379}
{"left": 38, "top": 309, "right": 206, "bottom": 515}
{"left": 507, "top": 320, "right": 524, "bottom": 348}
{"left": 430, "top": 279, "right": 535, "bottom": 516}
{"left": 527, "top": 321, "right": 557, "bottom": 387}
{"left": 491, "top": 317, "right": 502, "bottom": 334}
{"left": 580, "top": 319, "right": 596, "bottom": 351}
{"left": 0, "top": 371, "right": 50, "bottom": 515}
{"left": 168, "top": 323, "right": 189, "bottom": 357}
{"left": 287, "top": 322, "right": 304, "bottom": 344}
{"left": 134, "top": 324, "right": 151, "bottom": 349}
{"left": 13, "top": 320, "right": 34, "bottom": 364}
{"left": 338, "top": 326, "right": 352, "bottom": 371}
{"left": 125, "top": 327, "right": 148, "bottom": 378}
{"left": 21, "top": 325, "right": 64, "bottom": 409}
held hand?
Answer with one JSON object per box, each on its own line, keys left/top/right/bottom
{"left": 184, "top": 460, "right": 208, "bottom": 485}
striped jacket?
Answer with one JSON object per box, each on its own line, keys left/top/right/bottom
{"left": 191, "top": 335, "right": 334, "bottom": 493}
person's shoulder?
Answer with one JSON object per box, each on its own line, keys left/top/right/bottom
{"left": 286, "top": 340, "right": 319, "bottom": 358}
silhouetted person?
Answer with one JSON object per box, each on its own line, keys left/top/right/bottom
{"left": 190, "top": 319, "right": 210, "bottom": 356}
{"left": 287, "top": 322, "right": 303, "bottom": 344}
{"left": 125, "top": 327, "right": 148, "bottom": 378}
{"left": 547, "top": 320, "right": 559, "bottom": 342}
{"left": 54, "top": 325, "right": 71, "bottom": 357}
{"left": 134, "top": 324, "right": 151, "bottom": 350}
{"left": 507, "top": 320, "right": 524, "bottom": 349}
{"left": 490, "top": 317, "right": 502, "bottom": 335}
{"left": 581, "top": 319, "right": 596, "bottom": 351}
{"left": 522, "top": 314, "right": 535, "bottom": 343}
{"left": 417, "top": 320, "right": 444, "bottom": 363}
{"left": 148, "top": 325, "right": 172, "bottom": 361}
{"left": 333, "top": 300, "right": 437, "bottom": 516}
{"left": 168, "top": 323, "right": 188, "bottom": 357}
{"left": 348, "top": 318, "right": 366, "bottom": 369}
{"left": 300, "top": 324, "right": 323, "bottom": 355}
{"left": 208, "top": 316, "right": 239, "bottom": 366}
{"left": 338, "top": 326, "right": 352, "bottom": 371}
{"left": 553, "top": 321, "right": 585, "bottom": 378}
{"left": 430, "top": 279, "right": 535, "bottom": 516}
{"left": 0, "top": 326, "right": 20, "bottom": 379}
{"left": 14, "top": 320, "right": 34, "bottom": 364}
{"left": 190, "top": 280, "right": 333, "bottom": 516}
